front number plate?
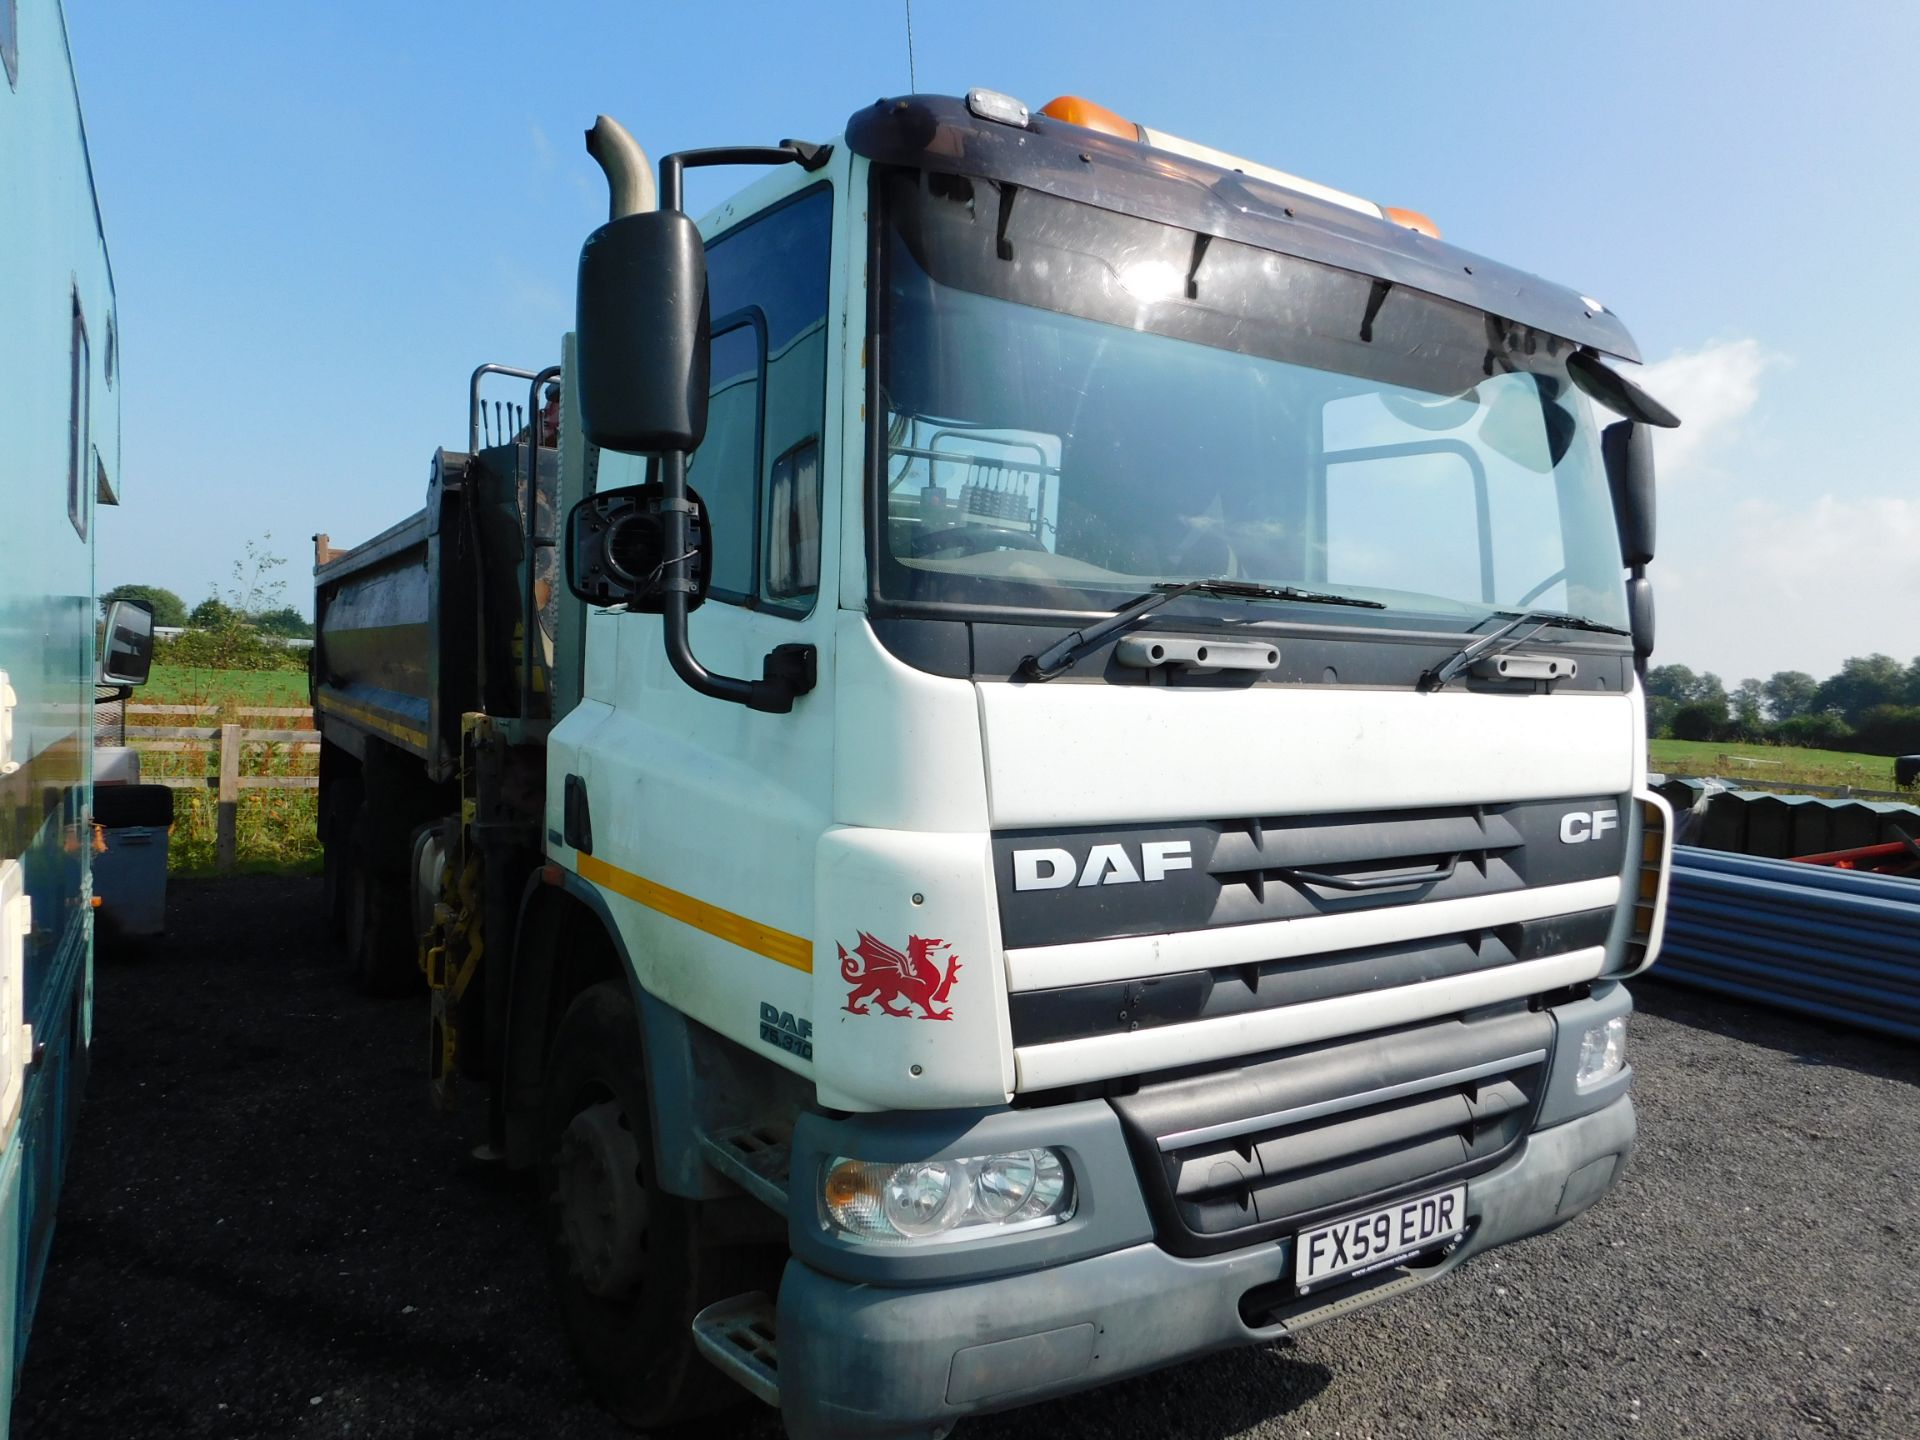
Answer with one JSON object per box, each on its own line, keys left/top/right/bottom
{"left": 1294, "top": 1184, "right": 1466, "bottom": 1293}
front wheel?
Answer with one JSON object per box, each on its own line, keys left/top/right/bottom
{"left": 539, "top": 982, "right": 745, "bottom": 1430}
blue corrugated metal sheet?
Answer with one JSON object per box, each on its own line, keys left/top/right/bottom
{"left": 1659, "top": 847, "right": 1920, "bottom": 1041}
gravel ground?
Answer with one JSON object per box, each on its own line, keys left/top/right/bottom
{"left": 13, "top": 876, "right": 1918, "bottom": 1439}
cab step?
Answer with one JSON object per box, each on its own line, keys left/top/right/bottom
{"left": 699, "top": 1121, "right": 791, "bottom": 1210}
{"left": 692, "top": 1292, "right": 779, "bottom": 1407}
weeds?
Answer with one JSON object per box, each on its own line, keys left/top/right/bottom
{"left": 125, "top": 664, "right": 321, "bottom": 874}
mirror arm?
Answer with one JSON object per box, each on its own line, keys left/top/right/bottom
{"left": 643, "top": 139, "right": 830, "bottom": 717}
{"left": 657, "top": 143, "right": 834, "bottom": 211}
{"left": 1626, "top": 564, "right": 1655, "bottom": 680}
{"left": 656, "top": 451, "right": 808, "bottom": 714}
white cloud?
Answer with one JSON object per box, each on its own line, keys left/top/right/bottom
{"left": 1633, "top": 337, "right": 1914, "bottom": 677}
{"left": 1635, "top": 338, "right": 1774, "bottom": 481}
{"left": 1662, "top": 494, "right": 1920, "bottom": 679}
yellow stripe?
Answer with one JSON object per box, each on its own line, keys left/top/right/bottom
{"left": 317, "top": 693, "right": 429, "bottom": 751}
{"left": 577, "top": 851, "right": 813, "bottom": 973}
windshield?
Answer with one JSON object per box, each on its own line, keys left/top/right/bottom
{"left": 870, "top": 168, "right": 1630, "bottom": 635}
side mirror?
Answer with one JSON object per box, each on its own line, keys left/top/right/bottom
{"left": 565, "top": 482, "right": 711, "bottom": 612}
{"left": 1626, "top": 573, "right": 1655, "bottom": 660}
{"left": 1602, "top": 420, "right": 1656, "bottom": 566}
{"left": 99, "top": 599, "right": 155, "bottom": 687}
{"left": 576, "top": 211, "right": 711, "bottom": 454}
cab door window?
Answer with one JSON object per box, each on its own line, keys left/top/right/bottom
{"left": 685, "top": 186, "right": 833, "bottom": 614}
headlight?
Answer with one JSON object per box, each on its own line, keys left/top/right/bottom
{"left": 821, "top": 1148, "right": 1075, "bottom": 1245}
{"left": 1575, "top": 1016, "right": 1628, "bottom": 1089}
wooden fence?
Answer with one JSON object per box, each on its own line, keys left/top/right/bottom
{"left": 119, "top": 705, "right": 318, "bottom": 870}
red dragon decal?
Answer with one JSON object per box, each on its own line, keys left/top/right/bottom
{"left": 838, "top": 932, "right": 962, "bottom": 1020}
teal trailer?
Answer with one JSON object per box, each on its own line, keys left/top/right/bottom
{"left": 0, "top": 0, "right": 125, "bottom": 1416}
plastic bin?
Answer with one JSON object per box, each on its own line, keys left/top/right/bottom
{"left": 93, "top": 784, "right": 174, "bottom": 938}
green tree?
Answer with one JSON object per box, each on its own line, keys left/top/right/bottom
{"left": 1814, "top": 654, "right": 1907, "bottom": 726}
{"left": 1775, "top": 712, "right": 1853, "bottom": 748}
{"left": 1730, "top": 679, "right": 1766, "bottom": 738}
{"left": 189, "top": 597, "right": 235, "bottom": 629}
{"left": 1850, "top": 705, "right": 1920, "bottom": 757}
{"left": 251, "top": 605, "right": 313, "bottom": 639}
{"left": 1671, "top": 702, "right": 1727, "bottom": 742}
{"left": 1644, "top": 665, "right": 1699, "bottom": 703}
{"left": 1760, "top": 670, "right": 1819, "bottom": 723}
{"left": 1647, "top": 665, "right": 1727, "bottom": 710}
{"left": 100, "top": 584, "right": 187, "bottom": 628}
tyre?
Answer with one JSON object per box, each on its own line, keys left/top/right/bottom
{"left": 539, "top": 982, "right": 745, "bottom": 1430}
{"left": 321, "top": 838, "right": 347, "bottom": 938}
{"left": 344, "top": 847, "right": 419, "bottom": 996}
{"left": 319, "top": 764, "right": 362, "bottom": 939}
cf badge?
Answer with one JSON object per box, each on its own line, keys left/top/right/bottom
{"left": 1559, "top": 809, "right": 1619, "bottom": 844}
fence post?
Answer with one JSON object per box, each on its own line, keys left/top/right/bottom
{"left": 216, "top": 723, "right": 240, "bottom": 871}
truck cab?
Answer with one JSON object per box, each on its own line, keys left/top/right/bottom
{"left": 315, "top": 90, "right": 1675, "bottom": 1440}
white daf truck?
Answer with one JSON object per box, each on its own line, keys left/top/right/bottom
{"left": 313, "top": 89, "right": 1677, "bottom": 1439}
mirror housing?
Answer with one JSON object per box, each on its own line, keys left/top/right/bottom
{"left": 1602, "top": 420, "right": 1657, "bottom": 567}
{"left": 1626, "top": 573, "right": 1655, "bottom": 660}
{"left": 565, "top": 482, "right": 711, "bottom": 612}
{"left": 99, "top": 599, "right": 155, "bottom": 687}
{"left": 576, "top": 210, "right": 711, "bottom": 454}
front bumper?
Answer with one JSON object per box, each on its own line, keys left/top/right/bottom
{"left": 777, "top": 1094, "right": 1635, "bottom": 1440}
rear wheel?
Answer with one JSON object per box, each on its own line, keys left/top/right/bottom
{"left": 343, "top": 847, "right": 418, "bottom": 996}
{"left": 539, "top": 982, "right": 747, "bottom": 1430}
{"left": 318, "top": 761, "right": 362, "bottom": 939}
{"left": 321, "top": 839, "right": 348, "bottom": 938}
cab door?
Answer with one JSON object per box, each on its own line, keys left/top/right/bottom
{"left": 564, "top": 168, "right": 845, "bottom": 1059}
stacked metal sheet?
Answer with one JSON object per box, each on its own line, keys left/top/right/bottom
{"left": 1659, "top": 847, "right": 1920, "bottom": 1042}
{"left": 1654, "top": 778, "right": 1920, "bottom": 858}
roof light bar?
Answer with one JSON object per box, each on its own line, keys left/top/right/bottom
{"left": 1037, "top": 94, "right": 1441, "bottom": 238}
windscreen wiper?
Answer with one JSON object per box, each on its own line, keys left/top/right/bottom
{"left": 1020, "top": 579, "right": 1384, "bottom": 682}
{"left": 1420, "top": 608, "right": 1629, "bottom": 692}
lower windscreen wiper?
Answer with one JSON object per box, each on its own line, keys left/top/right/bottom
{"left": 1020, "top": 579, "right": 1384, "bottom": 681}
{"left": 1420, "top": 608, "right": 1630, "bottom": 692}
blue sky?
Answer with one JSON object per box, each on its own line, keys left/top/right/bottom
{"left": 69, "top": 0, "right": 1919, "bottom": 683}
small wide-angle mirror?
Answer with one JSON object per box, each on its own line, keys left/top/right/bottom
{"left": 1626, "top": 573, "right": 1655, "bottom": 659}
{"left": 99, "top": 598, "right": 155, "bottom": 687}
{"left": 566, "top": 482, "right": 711, "bottom": 612}
{"left": 575, "top": 211, "right": 712, "bottom": 454}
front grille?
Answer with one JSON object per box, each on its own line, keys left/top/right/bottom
{"left": 1110, "top": 1008, "right": 1552, "bottom": 1256}
{"left": 994, "top": 796, "right": 1628, "bottom": 950}
{"left": 1009, "top": 908, "right": 1611, "bottom": 1047}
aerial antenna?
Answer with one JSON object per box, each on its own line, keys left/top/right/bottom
{"left": 905, "top": 0, "right": 917, "bottom": 92}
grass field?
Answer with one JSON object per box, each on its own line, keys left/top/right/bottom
{"left": 129, "top": 664, "right": 319, "bottom": 874}
{"left": 1649, "top": 737, "right": 1913, "bottom": 793}
{"left": 140, "top": 664, "right": 309, "bottom": 708}
{"left": 129, "top": 666, "right": 1910, "bottom": 870}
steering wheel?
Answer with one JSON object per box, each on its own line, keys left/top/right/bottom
{"left": 1513, "top": 568, "right": 1568, "bottom": 609}
{"left": 910, "top": 527, "right": 1049, "bottom": 559}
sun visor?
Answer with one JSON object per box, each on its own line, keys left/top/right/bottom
{"left": 847, "top": 95, "right": 1642, "bottom": 364}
